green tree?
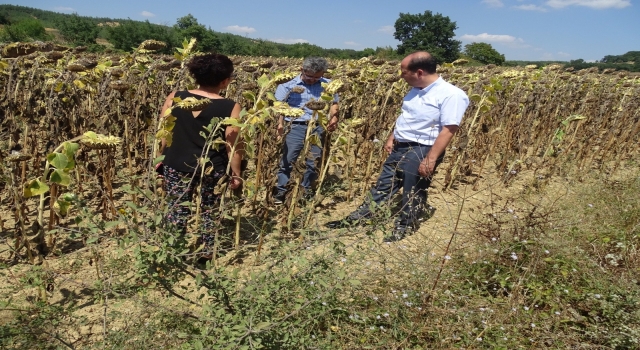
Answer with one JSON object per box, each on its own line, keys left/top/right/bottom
{"left": 375, "top": 46, "right": 401, "bottom": 59}
{"left": 57, "top": 14, "right": 99, "bottom": 47}
{"left": 463, "top": 42, "right": 505, "bottom": 65}
{"left": 219, "top": 34, "right": 249, "bottom": 55}
{"left": 0, "top": 11, "right": 9, "bottom": 25}
{"left": 250, "top": 39, "right": 281, "bottom": 57}
{"left": 107, "top": 20, "right": 176, "bottom": 52}
{"left": 393, "top": 10, "right": 461, "bottom": 63}
{"left": 174, "top": 14, "right": 220, "bottom": 52}
{"left": 0, "top": 18, "right": 51, "bottom": 42}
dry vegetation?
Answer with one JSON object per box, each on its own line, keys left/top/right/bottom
{"left": 0, "top": 40, "right": 639, "bottom": 348}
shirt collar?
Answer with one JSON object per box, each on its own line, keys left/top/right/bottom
{"left": 295, "top": 75, "right": 327, "bottom": 86}
{"left": 414, "top": 77, "right": 442, "bottom": 94}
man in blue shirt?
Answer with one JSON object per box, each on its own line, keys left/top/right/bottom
{"left": 274, "top": 57, "right": 339, "bottom": 204}
{"left": 326, "top": 52, "right": 469, "bottom": 242}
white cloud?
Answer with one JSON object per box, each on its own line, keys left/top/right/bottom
{"left": 540, "top": 51, "right": 574, "bottom": 60}
{"left": 541, "top": 52, "right": 555, "bottom": 60}
{"left": 460, "top": 33, "right": 531, "bottom": 49}
{"left": 514, "top": 4, "right": 548, "bottom": 11}
{"left": 141, "top": 11, "right": 155, "bottom": 17}
{"left": 272, "top": 38, "right": 309, "bottom": 44}
{"left": 482, "top": 0, "right": 505, "bottom": 7}
{"left": 546, "top": 0, "right": 630, "bottom": 9}
{"left": 344, "top": 41, "right": 360, "bottom": 46}
{"left": 54, "top": 7, "right": 74, "bottom": 12}
{"left": 223, "top": 25, "right": 256, "bottom": 35}
{"left": 377, "top": 25, "right": 394, "bottom": 34}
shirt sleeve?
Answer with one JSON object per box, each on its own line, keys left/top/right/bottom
{"left": 440, "top": 90, "right": 470, "bottom": 126}
{"left": 275, "top": 83, "right": 288, "bottom": 102}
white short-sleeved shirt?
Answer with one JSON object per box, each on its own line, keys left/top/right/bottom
{"left": 393, "top": 77, "right": 469, "bottom": 146}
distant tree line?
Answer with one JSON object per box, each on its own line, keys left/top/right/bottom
{"left": 0, "top": 5, "right": 383, "bottom": 59}
{"left": 504, "top": 55, "right": 639, "bottom": 72}
{"left": 1, "top": 4, "right": 636, "bottom": 71}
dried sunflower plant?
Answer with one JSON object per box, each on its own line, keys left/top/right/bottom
{"left": 0, "top": 36, "right": 639, "bottom": 349}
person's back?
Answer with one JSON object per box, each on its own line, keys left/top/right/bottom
{"left": 163, "top": 91, "right": 235, "bottom": 173}
{"left": 156, "top": 53, "right": 243, "bottom": 259}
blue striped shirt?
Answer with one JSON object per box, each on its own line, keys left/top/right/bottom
{"left": 275, "top": 75, "right": 339, "bottom": 122}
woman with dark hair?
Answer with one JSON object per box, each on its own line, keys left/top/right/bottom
{"left": 157, "top": 53, "right": 243, "bottom": 254}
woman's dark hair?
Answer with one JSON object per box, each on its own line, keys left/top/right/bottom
{"left": 186, "top": 53, "right": 234, "bottom": 87}
{"left": 407, "top": 54, "right": 438, "bottom": 74}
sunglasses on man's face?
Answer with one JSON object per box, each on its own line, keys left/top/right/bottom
{"left": 302, "top": 71, "right": 324, "bottom": 81}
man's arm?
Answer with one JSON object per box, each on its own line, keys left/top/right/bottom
{"left": 418, "top": 125, "right": 458, "bottom": 177}
{"left": 418, "top": 90, "right": 469, "bottom": 177}
{"left": 384, "top": 130, "right": 395, "bottom": 154}
{"left": 226, "top": 103, "right": 244, "bottom": 189}
{"left": 327, "top": 102, "right": 339, "bottom": 132}
{"left": 275, "top": 83, "right": 288, "bottom": 138}
{"left": 156, "top": 91, "right": 176, "bottom": 157}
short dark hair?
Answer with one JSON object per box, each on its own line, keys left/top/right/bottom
{"left": 186, "top": 53, "right": 234, "bottom": 87}
{"left": 407, "top": 54, "right": 438, "bottom": 74}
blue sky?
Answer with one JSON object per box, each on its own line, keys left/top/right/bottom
{"left": 3, "top": 0, "right": 638, "bottom": 61}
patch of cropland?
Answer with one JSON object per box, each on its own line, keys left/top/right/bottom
{"left": 1, "top": 40, "right": 639, "bottom": 348}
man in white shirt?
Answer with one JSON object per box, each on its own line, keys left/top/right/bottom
{"left": 326, "top": 51, "right": 469, "bottom": 242}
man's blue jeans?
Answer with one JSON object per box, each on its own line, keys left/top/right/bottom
{"left": 276, "top": 123, "right": 325, "bottom": 193}
{"left": 361, "top": 142, "right": 441, "bottom": 225}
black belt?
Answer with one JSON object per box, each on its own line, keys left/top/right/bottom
{"left": 395, "top": 141, "right": 430, "bottom": 147}
{"left": 289, "top": 120, "right": 312, "bottom": 125}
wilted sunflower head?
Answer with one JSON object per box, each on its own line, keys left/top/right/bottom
{"left": 46, "top": 51, "right": 65, "bottom": 61}
{"left": 81, "top": 131, "right": 122, "bottom": 150}
{"left": 384, "top": 75, "right": 400, "bottom": 83}
{"left": 305, "top": 100, "right": 326, "bottom": 111}
{"left": 138, "top": 40, "right": 167, "bottom": 52}
{"left": 110, "top": 68, "right": 125, "bottom": 78}
{"left": 271, "top": 72, "right": 299, "bottom": 85}
{"left": 452, "top": 58, "right": 469, "bottom": 66}
{"left": 291, "top": 86, "right": 306, "bottom": 94}
{"left": 259, "top": 61, "right": 274, "bottom": 68}
{"left": 6, "top": 151, "right": 32, "bottom": 163}
{"left": 241, "top": 82, "right": 258, "bottom": 90}
{"left": 322, "top": 79, "right": 344, "bottom": 95}
{"left": 272, "top": 102, "right": 305, "bottom": 118}
{"left": 175, "top": 97, "right": 211, "bottom": 111}
{"left": 66, "top": 63, "right": 87, "bottom": 72}
{"left": 241, "top": 65, "right": 258, "bottom": 73}
{"left": 77, "top": 58, "right": 97, "bottom": 69}
{"left": 346, "top": 69, "right": 360, "bottom": 77}
{"left": 109, "top": 80, "right": 130, "bottom": 92}
{"left": 1, "top": 42, "right": 38, "bottom": 58}
{"left": 155, "top": 60, "right": 180, "bottom": 71}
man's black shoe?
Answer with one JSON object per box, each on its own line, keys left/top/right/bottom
{"left": 383, "top": 224, "right": 415, "bottom": 243}
{"left": 303, "top": 188, "right": 315, "bottom": 201}
{"left": 325, "top": 217, "right": 357, "bottom": 229}
{"left": 274, "top": 191, "right": 286, "bottom": 205}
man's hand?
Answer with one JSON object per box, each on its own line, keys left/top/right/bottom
{"left": 418, "top": 159, "right": 436, "bottom": 178}
{"left": 327, "top": 116, "right": 338, "bottom": 132}
{"left": 277, "top": 122, "right": 284, "bottom": 140}
{"left": 229, "top": 176, "right": 242, "bottom": 190}
{"left": 384, "top": 137, "right": 394, "bottom": 154}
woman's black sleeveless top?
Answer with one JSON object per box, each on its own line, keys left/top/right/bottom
{"left": 163, "top": 91, "right": 235, "bottom": 173}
